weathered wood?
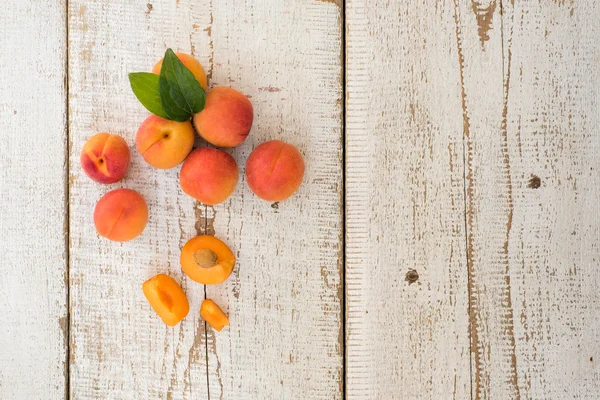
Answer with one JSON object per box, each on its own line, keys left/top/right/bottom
{"left": 0, "top": 1, "right": 68, "bottom": 398}
{"left": 202, "top": 1, "right": 344, "bottom": 398}
{"left": 345, "top": 0, "right": 472, "bottom": 398}
{"left": 456, "top": 0, "right": 600, "bottom": 398}
{"left": 68, "top": 2, "right": 207, "bottom": 398}
{"left": 68, "top": 0, "right": 343, "bottom": 398}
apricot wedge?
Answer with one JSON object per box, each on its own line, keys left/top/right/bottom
{"left": 142, "top": 274, "right": 189, "bottom": 326}
{"left": 201, "top": 299, "right": 229, "bottom": 331}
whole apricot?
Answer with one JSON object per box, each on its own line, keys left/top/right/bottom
{"left": 180, "top": 147, "right": 239, "bottom": 205}
{"left": 152, "top": 52, "right": 207, "bottom": 90}
{"left": 80, "top": 133, "right": 130, "bottom": 184}
{"left": 245, "top": 140, "right": 305, "bottom": 202}
{"left": 136, "top": 115, "right": 195, "bottom": 169}
{"left": 193, "top": 87, "right": 253, "bottom": 147}
{"left": 94, "top": 188, "right": 148, "bottom": 242}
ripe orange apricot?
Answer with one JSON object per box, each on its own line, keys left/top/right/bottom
{"left": 180, "top": 147, "right": 239, "bottom": 205}
{"left": 94, "top": 188, "right": 148, "bottom": 242}
{"left": 245, "top": 140, "right": 305, "bottom": 202}
{"left": 80, "top": 133, "right": 130, "bottom": 184}
{"left": 193, "top": 86, "right": 253, "bottom": 147}
{"left": 180, "top": 235, "right": 236, "bottom": 285}
{"left": 142, "top": 274, "right": 190, "bottom": 326}
{"left": 136, "top": 115, "right": 195, "bottom": 169}
{"left": 152, "top": 52, "right": 208, "bottom": 91}
{"left": 200, "top": 299, "right": 229, "bottom": 331}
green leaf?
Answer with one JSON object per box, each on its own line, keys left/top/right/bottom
{"left": 128, "top": 72, "right": 170, "bottom": 119}
{"left": 159, "top": 48, "right": 206, "bottom": 122}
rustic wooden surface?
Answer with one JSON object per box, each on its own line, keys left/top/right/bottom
{"left": 0, "top": 0, "right": 68, "bottom": 398}
{"left": 1, "top": 0, "right": 599, "bottom": 399}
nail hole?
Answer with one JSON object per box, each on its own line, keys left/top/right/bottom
{"left": 405, "top": 269, "right": 419, "bottom": 285}
{"left": 527, "top": 175, "right": 541, "bottom": 189}
{"left": 271, "top": 202, "right": 279, "bottom": 210}
{"left": 591, "top": 357, "right": 594, "bottom": 362}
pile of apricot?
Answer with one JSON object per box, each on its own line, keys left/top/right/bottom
{"left": 80, "top": 52, "right": 305, "bottom": 330}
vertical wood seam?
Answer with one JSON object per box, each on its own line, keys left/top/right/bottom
{"left": 64, "top": 0, "right": 71, "bottom": 398}
{"left": 451, "top": 1, "right": 475, "bottom": 399}
{"left": 341, "top": 0, "right": 347, "bottom": 398}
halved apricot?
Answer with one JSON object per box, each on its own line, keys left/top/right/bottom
{"left": 180, "top": 235, "right": 236, "bottom": 284}
{"left": 142, "top": 274, "right": 189, "bottom": 326}
{"left": 201, "top": 299, "right": 229, "bottom": 331}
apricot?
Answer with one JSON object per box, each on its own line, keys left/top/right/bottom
{"left": 180, "top": 235, "right": 236, "bottom": 284}
{"left": 193, "top": 87, "right": 253, "bottom": 147}
{"left": 245, "top": 140, "right": 305, "bottom": 202}
{"left": 180, "top": 147, "right": 239, "bottom": 205}
{"left": 80, "top": 133, "right": 130, "bottom": 184}
{"left": 135, "top": 115, "right": 195, "bottom": 169}
{"left": 152, "top": 52, "right": 207, "bottom": 91}
{"left": 200, "top": 299, "right": 229, "bottom": 331}
{"left": 143, "top": 274, "right": 189, "bottom": 326}
{"left": 94, "top": 188, "right": 148, "bottom": 242}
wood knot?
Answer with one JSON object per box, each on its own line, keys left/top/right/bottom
{"left": 527, "top": 175, "right": 541, "bottom": 189}
{"left": 405, "top": 269, "right": 419, "bottom": 285}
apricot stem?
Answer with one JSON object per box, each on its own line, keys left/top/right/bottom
{"left": 193, "top": 248, "right": 218, "bottom": 269}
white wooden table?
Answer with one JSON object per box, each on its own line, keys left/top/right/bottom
{"left": 1, "top": 1, "right": 598, "bottom": 399}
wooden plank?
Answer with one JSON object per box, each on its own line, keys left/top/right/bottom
{"left": 451, "top": 0, "right": 512, "bottom": 398}
{"left": 0, "top": 1, "right": 68, "bottom": 398}
{"left": 201, "top": 1, "right": 344, "bottom": 398}
{"left": 345, "top": 0, "right": 472, "bottom": 398}
{"left": 499, "top": 1, "right": 600, "bottom": 398}
{"left": 68, "top": 2, "right": 209, "bottom": 398}
{"left": 456, "top": 0, "right": 600, "bottom": 398}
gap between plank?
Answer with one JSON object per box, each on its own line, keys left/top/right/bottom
{"left": 64, "top": 0, "right": 71, "bottom": 399}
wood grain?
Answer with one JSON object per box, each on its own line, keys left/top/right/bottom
{"left": 345, "top": 0, "right": 472, "bottom": 398}
{"left": 0, "top": 1, "right": 68, "bottom": 398}
{"left": 201, "top": 1, "right": 344, "bottom": 399}
{"left": 68, "top": 0, "right": 343, "bottom": 398}
{"left": 456, "top": 0, "right": 600, "bottom": 398}
{"left": 501, "top": 1, "right": 600, "bottom": 398}
{"left": 68, "top": 2, "right": 207, "bottom": 398}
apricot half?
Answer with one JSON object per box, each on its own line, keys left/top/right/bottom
{"left": 94, "top": 188, "right": 148, "bottom": 242}
{"left": 180, "top": 235, "right": 236, "bottom": 285}
{"left": 80, "top": 133, "right": 130, "bottom": 184}
{"left": 136, "top": 115, "right": 195, "bottom": 169}
{"left": 245, "top": 140, "right": 305, "bottom": 201}
{"left": 193, "top": 87, "right": 253, "bottom": 147}
{"left": 200, "top": 299, "right": 229, "bottom": 331}
{"left": 180, "top": 147, "right": 239, "bottom": 205}
{"left": 152, "top": 52, "right": 208, "bottom": 90}
{"left": 142, "top": 274, "right": 189, "bottom": 326}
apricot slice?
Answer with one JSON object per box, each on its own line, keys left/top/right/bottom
{"left": 80, "top": 133, "right": 130, "bottom": 184}
{"left": 142, "top": 274, "right": 189, "bottom": 326}
{"left": 180, "top": 235, "right": 236, "bottom": 284}
{"left": 94, "top": 188, "right": 148, "bottom": 242}
{"left": 200, "top": 299, "right": 229, "bottom": 331}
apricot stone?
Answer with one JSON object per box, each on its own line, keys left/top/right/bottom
{"left": 94, "top": 188, "right": 148, "bottom": 242}
{"left": 245, "top": 140, "right": 305, "bottom": 202}
{"left": 193, "top": 87, "right": 253, "bottom": 148}
{"left": 180, "top": 147, "right": 239, "bottom": 205}
{"left": 80, "top": 133, "right": 130, "bottom": 184}
{"left": 136, "top": 115, "right": 195, "bottom": 169}
{"left": 152, "top": 52, "right": 207, "bottom": 90}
